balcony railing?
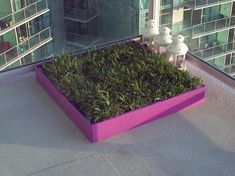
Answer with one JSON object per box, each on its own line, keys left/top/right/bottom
{"left": 64, "top": 7, "right": 98, "bottom": 22}
{"left": 172, "top": 16, "right": 235, "bottom": 39}
{"left": 161, "top": 1, "right": 191, "bottom": 10}
{"left": 0, "top": 27, "right": 52, "bottom": 70}
{"left": 0, "top": 0, "right": 48, "bottom": 35}
{"left": 193, "top": 16, "right": 235, "bottom": 38}
{"left": 66, "top": 32, "right": 99, "bottom": 48}
{"left": 184, "top": 0, "right": 234, "bottom": 9}
{"left": 193, "top": 41, "right": 235, "bottom": 59}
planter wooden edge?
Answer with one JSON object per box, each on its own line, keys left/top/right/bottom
{"left": 35, "top": 65, "right": 206, "bottom": 143}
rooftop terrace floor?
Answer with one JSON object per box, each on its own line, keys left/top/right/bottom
{"left": 0, "top": 61, "right": 235, "bottom": 176}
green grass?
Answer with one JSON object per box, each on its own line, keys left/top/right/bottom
{"left": 41, "top": 42, "right": 203, "bottom": 123}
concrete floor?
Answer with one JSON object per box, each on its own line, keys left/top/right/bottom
{"left": 0, "top": 62, "right": 235, "bottom": 176}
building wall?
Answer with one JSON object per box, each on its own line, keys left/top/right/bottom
{"left": 63, "top": 0, "right": 140, "bottom": 51}
{"left": 0, "top": 0, "right": 11, "bottom": 17}
{"left": 0, "top": 0, "right": 53, "bottom": 71}
{"left": 158, "top": 0, "right": 235, "bottom": 77}
{"left": 48, "top": 0, "right": 66, "bottom": 53}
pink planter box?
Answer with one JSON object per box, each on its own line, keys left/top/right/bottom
{"left": 35, "top": 65, "right": 206, "bottom": 143}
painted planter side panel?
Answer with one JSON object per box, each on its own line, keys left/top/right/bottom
{"left": 35, "top": 65, "right": 206, "bottom": 143}
{"left": 35, "top": 66, "right": 93, "bottom": 141}
{"left": 93, "top": 87, "right": 206, "bottom": 142}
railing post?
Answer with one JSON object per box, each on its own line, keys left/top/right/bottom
{"left": 39, "top": 32, "right": 42, "bottom": 43}
{"left": 4, "top": 54, "right": 7, "bottom": 65}
{"left": 27, "top": 39, "right": 30, "bottom": 49}
{"left": 11, "top": 13, "right": 15, "bottom": 26}
{"left": 192, "top": 26, "right": 194, "bottom": 36}
{"left": 16, "top": 45, "right": 20, "bottom": 59}
{"left": 23, "top": 8, "right": 26, "bottom": 20}
{"left": 222, "top": 44, "right": 224, "bottom": 54}
{"left": 49, "top": 27, "right": 51, "bottom": 38}
{"left": 212, "top": 47, "right": 215, "bottom": 58}
{"left": 35, "top": 3, "right": 37, "bottom": 13}
{"left": 45, "top": 0, "right": 48, "bottom": 8}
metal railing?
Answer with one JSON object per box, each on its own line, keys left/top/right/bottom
{"left": 193, "top": 16, "right": 235, "bottom": 37}
{"left": 185, "top": 0, "right": 234, "bottom": 9}
{"left": 64, "top": 7, "right": 98, "bottom": 22}
{"left": 171, "top": 16, "right": 235, "bottom": 38}
{"left": 0, "top": 27, "right": 51, "bottom": 69}
{"left": 193, "top": 41, "right": 235, "bottom": 59}
{"left": 66, "top": 32, "right": 99, "bottom": 47}
{"left": 0, "top": 0, "right": 48, "bottom": 34}
{"left": 161, "top": 0, "right": 214, "bottom": 10}
{"left": 160, "top": 0, "right": 187, "bottom": 10}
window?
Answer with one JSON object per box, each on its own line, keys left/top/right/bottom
{"left": 13, "top": 0, "right": 25, "bottom": 11}
{"left": 231, "top": 54, "right": 235, "bottom": 64}
{"left": 16, "top": 24, "right": 29, "bottom": 40}
{"left": 225, "top": 54, "right": 231, "bottom": 65}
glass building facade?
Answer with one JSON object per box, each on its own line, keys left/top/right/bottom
{"left": 0, "top": 0, "right": 235, "bottom": 80}
{"left": 63, "top": 0, "right": 140, "bottom": 51}
{"left": 0, "top": 0, "right": 53, "bottom": 70}
{"left": 157, "top": 0, "right": 235, "bottom": 79}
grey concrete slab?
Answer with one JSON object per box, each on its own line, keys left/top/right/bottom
{"left": 0, "top": 61, "right": 235, "bottom": 176}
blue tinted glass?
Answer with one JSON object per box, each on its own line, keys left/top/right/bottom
{"left": 0, "top": 0, "right": 140, "bottom": 71}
